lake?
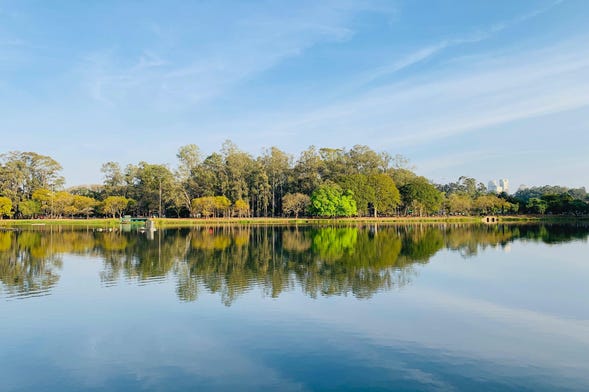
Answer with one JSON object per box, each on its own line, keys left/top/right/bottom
{"left": 1, "top": 223, "right": 588, "bottom": 391}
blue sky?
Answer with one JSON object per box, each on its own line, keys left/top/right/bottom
{"left": 1, "top": 0, "right": 588, "bottom": 189}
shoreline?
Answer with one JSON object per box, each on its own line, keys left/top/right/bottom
{"left": 0, "top": 215, "right": 587, "bottom": 229}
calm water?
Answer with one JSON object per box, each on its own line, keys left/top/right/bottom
{"left": 1, "top": 223, "right": 588, "bottom": 391}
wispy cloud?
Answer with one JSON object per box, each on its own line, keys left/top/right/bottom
{"left": 78, "top": 1, "right": 392, "bottom": 110}
{"left": 237, "top": 36, "right": 589, "bottom": 149}
{"left": 353, "top": 0, "right": 565, "bottom": 87}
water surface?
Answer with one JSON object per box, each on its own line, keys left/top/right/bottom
{"left": 1, "top": 224, "right": 588, "bottom": 391}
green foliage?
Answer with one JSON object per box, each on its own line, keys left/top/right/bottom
{"left": 338, "top": 173, "right": 400, "bottom": 216}
{"left": 440, "top": 176, "right": 487, "bottom": 198}
{"left": 338, "top": 174, "right": 371, "bottom": 216}
{"left": 527, "top": 198, "right": 548, "bottom": 214}
{"left": 473, "top": 195, "right": 512, "bottom": 215}
{"left": 400, "top": 177, "right": 443, "bottom": 216}
{"left": 100, "top": 162, "right": 124, "bottom": 196}
{"left": 446, "top": 193, "right": 473, "bottom": 215}
{"left": 309, "top": 183, "right": 357, "bottom": 217}
{"left": 1, "top": 146, "right": 587, "bottom": 219}
{"left": 368, "top": 173, "right": 400, "bottom": 216}
{"left": 18, "top": 200, "right": 40, "bottom": 218}
{"left": 0, "top": 151, "right": 64, "bottom": 205}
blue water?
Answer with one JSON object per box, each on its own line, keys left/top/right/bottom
{"left": 1, "top": 224, "right": 588, "bottom": 391}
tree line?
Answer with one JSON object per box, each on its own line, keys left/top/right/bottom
{"left": 0, "top": 145, "right": 588, "bottom": 219}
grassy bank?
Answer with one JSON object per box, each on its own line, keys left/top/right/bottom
{"left": 149, "top": 215, "right": 588, "bottom": 227}
{"left": 1, "top": 215, "right": 586, "bottom": 229}
{"left": 0, "top": 218, "right": 120, "bottom": 227}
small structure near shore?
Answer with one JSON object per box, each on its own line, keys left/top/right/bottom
{"left": 120, "top": 215, "right": 149, "bottom": 224}
{"left": 482, "top": 216, "right": 499, "bottom": 224}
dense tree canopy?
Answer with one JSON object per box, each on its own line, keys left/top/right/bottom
{"left": 0, "top": 146, "right": 587, "bottom": 218}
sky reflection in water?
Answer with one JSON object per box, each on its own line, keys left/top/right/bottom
{"left": 1, "top": 224, "right": 588, "bottom": 391}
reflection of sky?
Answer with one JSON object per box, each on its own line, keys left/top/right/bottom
{"left": 2, "top": 242, "right": 589, "bottom": 391}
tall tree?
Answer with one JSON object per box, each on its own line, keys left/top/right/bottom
{"left": 293, "top": 146, "right": 323, "bottom": 195}
{"left": 101, "top": 162, "right": 125, "bottom": 196}
{"left": 346, "top": 145, "right": 390, "bottom": 174}
{"left": 261, "top": 146, "right": 292, "bottom": 216}
{"left": 129, "top": 162, "right": 175, "bottom": 216}
{"left": 222, "top": 141, "right": 253, "bottom": 203}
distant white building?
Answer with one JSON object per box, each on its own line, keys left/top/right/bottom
{"left": 499, "top": 179, "right": 509, "bottom": 194}
{"left": 488, "top": 178, "right": 509, "bottom": 194}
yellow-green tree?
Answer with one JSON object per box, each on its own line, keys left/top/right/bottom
{"left": 447, "top": 193, "right": 473, "bottom": 215}
{"left": 191, "top": 197, "right": 216, "bottom": 218}
{"left": 214, "top": 196, "right": 231, "bottom": 217}
{"left": 102, "top": 196, "right": 130, "bottom": 218}
{"left": 53, "top": 191, "right": 74, "bottom": 217}
{"left": 73, "top": 195, "right": 99, "bottom": 218}
{"left": 233, "top": 199, "right": 250, "bottom": 217}
{"left": 32, "top": 188, "right": 54, "bottom": 217}
{"left": 0, "top": 196, "right": 12, "bottom": 218}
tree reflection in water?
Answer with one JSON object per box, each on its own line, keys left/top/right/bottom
{"left": 1, "top": 223, "right": 588, "bottom": 303}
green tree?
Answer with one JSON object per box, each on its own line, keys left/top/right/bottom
{"left": 0, "top": 151, "right": 64, "bottom": 204}
{"left": 474, "top": 194, "right": 512, "bottom": 215}
{"left": 293, "top": 146, "right": 323, "bottom": 195}
{"left": 175, "top": 144, "right": 202, "bottom": 215}
{"left": 309, "top": 183, "right": 357, "bottom": 217}
{"left": 319, "top": 147, "right": 348, "bottom": 181}
{"left": 338, "top": 174, "right": 371, "bottom": 216}
{"left": 346, "top": 144, "right": 390, "bottom": 174}
{"left": 247, "top": 162, "right": 271, "bottom": 217}
{"left": 527, "top": 197, "right": 548, "bottom": 214}
{"left": 18, "top": 200, "right": 40, "bottom": 218}
{"left": 222, "top": 141, "right": 253, "bottom": 203}
{"left": 128, "top": 162, "right": 175, "bottom": 217}
{"left": 368, "top": 173, "right": 400, "bottom": 217}
{"left": 202, "top": 153, "right": 229, "bottom": 197}
{"left": 446, "top": 193, "right": 473, "bottom": 215}
{"left": 400, "top": 177, "right": 443, "bottom": 216}
{"left": 101, "top": 161, "right": 125, "bottom": 196}
{"left": 261, "top": 146, "right": 292, "bottom": 216}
